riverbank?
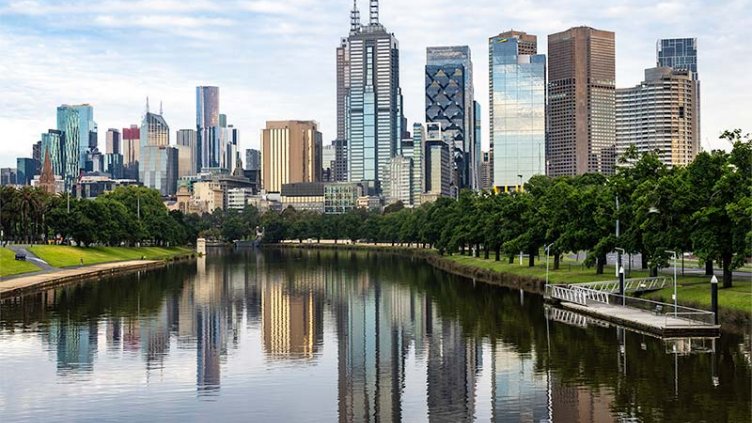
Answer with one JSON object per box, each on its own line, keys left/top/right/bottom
{"left": 272, "top": 242, "right": 751, "bottom": 331}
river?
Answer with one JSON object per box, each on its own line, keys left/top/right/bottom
{"left": 0, "top": 248, "right": 749, "bottom": 422}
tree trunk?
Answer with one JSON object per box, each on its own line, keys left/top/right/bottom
{"left": 705, "top": 260, "right": 714, "bottom": 276}
{"left": 596, "top": 254, "right": 606, "bottom": 275}
{"left": 495, "top": 245, "right": 500, "bottom": 261}
{"left": 528, "top": 248, "right": 535, "bottom": 267}
{"left": 484, "top": 245, "right": 489, "bottom": 259}
{"left": 508, "top": 255, "right": 514, "bottom": 264}
{"left": 553, "top": 253, "right": 560, "bottom": 270}
{"left": 475, "top": 244, "right": 480, "bottom": 258}
{"left": 650, "top": 267, "right": 658, "bottom": 277}
{"left": 641, "top": 252, "right": 648, "bottom": 269}
{"left": 722, "top": 253, "right": 733, "bottom": 288}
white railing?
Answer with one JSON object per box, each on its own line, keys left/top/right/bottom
{"left": 577, "top": 277, "right": 668, "bottom": 293}
{"left": 546, "top": 285, "right": 610, "bottom": 306}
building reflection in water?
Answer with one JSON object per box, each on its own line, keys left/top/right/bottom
{"left": 10, "top": 250, "right": 739, "bottom": 421}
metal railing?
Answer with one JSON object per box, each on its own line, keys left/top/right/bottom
{"left": 605, "top": 293, "right": 716, "bottom": 326}
{"left": 546, "top": 285, "right": 610, "bottom": 306}
{"left": 576, "top": 277, "right": 668, "bottom": 293}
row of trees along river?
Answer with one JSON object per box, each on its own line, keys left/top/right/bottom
{"left": 0, "top": 131, "right": 749, "bottom": 288}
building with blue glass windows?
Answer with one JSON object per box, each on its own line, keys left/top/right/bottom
{"left": 489, "top": 31, "right": 546, "bottom": 192}
{"left": 140, "top": 110, "right": 178, "bottom": 196}
{"left": 425, "top": 45, "right": 477, "bottom": 190}
{"left": 16, "top": 158, "right": 36, "bottom": 186}
{"left": 341, "top": 0, "right": 405, "bottom": 189}
{"left": 41, "top": 130, "right": 65, "bottom": 179}
{"left": 657, "top": 38, "right": 698, "bottom": 79}
{"left": 56, "top": 104, "right": 97, "bottom": 187}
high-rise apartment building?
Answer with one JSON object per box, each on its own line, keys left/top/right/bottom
{"left": 140, "top": 110, "right": 177, "bottom": 196}
{"left": 261, "top": 120, "right": 322, "bottom": 193}
{"left": 106, "top": 128, "right": 121, "bottom": 155}
{"left": 122, "top": 125, "right": 140, "bottom": 180}
{"left": 548, "top": 27, "right": 616, "bottom": 176}
{"left": 322, "top": 142, "right": 336, "bottom": 182}
{"left": 616, "top": 67, "right": 699, "bottom": 166}
{"left": 410, "top": 123, "right": 425, "bottom": 204}
{"left": 383, "top": 155, "right": 413, "bottom": 205}
{"left": 657, "top": 38, "right": 698, "bottom": 78}
{"left": 489, "top": 31, "right": 546, "bottom": 192}
{"left": 196, "top": 86, "right": 220, "bottom": 171}
{"left": 424, "top": 123, "right": 451, "bottom": 198}
{"left": 425, "top": 45, "right": 477, "bottom": 190}
{"left": 177, "top": 129, "right": 198, "bottom": 176}
{"left": 341, "top": 0, "right": 405, "bottom": 187}
{"left": 32, "top": 141, "right": 42, "bottom": 174}
{"left": 57, "top": 104, "right": 97, "bottom": 189}
{"left": 245, "top": 149, "right": 261, "bottom": 171}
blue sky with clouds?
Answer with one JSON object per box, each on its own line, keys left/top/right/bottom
{"left": 1, "top": 0, "right": 750, "bottom": 167}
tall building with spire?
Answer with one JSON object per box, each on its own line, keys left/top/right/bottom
{"left": 340, "top": 0, "right": 405, "bottom": 190}
{"left": 140, "top": 100, "right": 178, "bottom": 196}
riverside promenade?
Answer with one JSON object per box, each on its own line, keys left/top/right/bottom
{"left": 0, "top": 260, "right": 163, "bottom": 299}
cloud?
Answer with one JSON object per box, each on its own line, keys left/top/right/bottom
{"left": 0, "top": 0, "right": 749, "bottom": 167}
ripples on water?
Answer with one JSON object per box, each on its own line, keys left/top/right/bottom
{"left": 0, "top": 249, "right": 749, "bottom": 422}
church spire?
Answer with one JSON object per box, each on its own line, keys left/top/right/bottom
{"left": 39, "top": 149, "right": 56, "bottom": 194}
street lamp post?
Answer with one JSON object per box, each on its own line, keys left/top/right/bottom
{"left": 666, "top": 250, "right": 678, "bottom": 316}
{"left": 545, "top": 243, "right": 554, "bottom": 286}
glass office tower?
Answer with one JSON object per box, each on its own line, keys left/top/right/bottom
{"left": 657, "top": 38, "right": 698, "bottom": 78}
{"left": 57, "top": 104, "right": 97, "bottom": 189}
{"left": 425, "top": 45, "right": 476, "bottom": 190}
{"left": 489, "top": 31, "right": 546, "bottom": 191}
{"left": 41, "top": 130, "right": 65, "bottom": 178}
{"left": 197, "top": 86, "right": 220, "bottom": 171}
{"left": 342, "top": 0, "right": 405, "bottom": 187}
{"left": 140, "top": 112, "right": 177, "bottom": 196}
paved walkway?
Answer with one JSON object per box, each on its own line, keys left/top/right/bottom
{"left": 0, "top": 260, "right": 161, "bottom": 299}
{"left": 6, "top": 245, "right": 57, "bottom": 274}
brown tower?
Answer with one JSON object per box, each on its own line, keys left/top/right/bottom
{"left": 548, "top": 27, "right": 616, "bottom": 176}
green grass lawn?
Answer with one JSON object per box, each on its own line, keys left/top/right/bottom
{"left": 29, "top": 245, "right": 193, "bottom": 268}
{"left": 445, "top": 254, "right": 750, "bottom": 314}
{"left": 0, "top": 248, "right": 41, "bottom": 277}
{"left": 645, "top": 278, "right": 752, "bottom": 314}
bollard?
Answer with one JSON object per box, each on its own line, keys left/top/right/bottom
{"left": 710, "top": 275, "right": 718, "bottom": 325}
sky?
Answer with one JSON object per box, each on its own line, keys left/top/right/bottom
{"left": 0, "top": 0, "right": 750, "bottom": 168}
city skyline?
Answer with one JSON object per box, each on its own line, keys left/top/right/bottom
{"left": 1, "top": 0, "right": 749, "bottom": 168}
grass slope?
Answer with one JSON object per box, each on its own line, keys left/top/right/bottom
{"left": 0, "top": 248, "right": 41, "bottom": 277}
{"left": 30, "top": 245, "right": 192, "bottom": 268}
{"left": 445, "top": 254, "right": 751, "bottom": 314}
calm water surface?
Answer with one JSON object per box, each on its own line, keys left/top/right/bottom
{"left": 0, "top": 249, "right": 749, "bottom": 422}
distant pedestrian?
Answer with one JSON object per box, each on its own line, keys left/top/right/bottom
{"left": 80, "top": 258, "right": 84, "bottom": 266}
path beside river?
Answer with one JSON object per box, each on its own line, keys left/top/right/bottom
{"left": 0, "top": 260, "right": 164, "bottom": 299}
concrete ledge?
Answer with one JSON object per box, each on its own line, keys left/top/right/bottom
{"left": 0, "top": 260, "right": 167, "bottom": 299}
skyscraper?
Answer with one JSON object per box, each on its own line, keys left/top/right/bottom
{"left": 480, "top": 151, "right": 492, "bottom": 191}
{"left": 32, "top": 141, "right": 42, "bottom": 174}
{"left": 657, "top": 38, "right": 698, "bottom": 78}
{"left": 424, "top": 123, "right": 451, "bottom": 199}
{"left": 261, "top": 120, "right": 322, "bottom": 193}
{"left": 410, "top": 123, "right": 425, "bottom": 203}
{"left": 196, "top": 86, "right": 220, "bottom": 171}
{"left": 16, "top": 158, "right": 35, "bottom": 186}
{"left": 425, "top": 45, "right": 476, "bottom": 189}
{"left": 616, "top": 67, "right": 699, "bottom": 166}
{"left": 245, "top": 149, "right": 261, "bottom": 171}
{"left": 342, "top": 0, "right": 405, "bottom": 187}
{"left": 41, "top": 130, "right": 65, "bottom": 178}
{"left": 57, "top": 104, "right": 97, "bottom": 189}
{"left": 140, "top": 109, "right": 177, "bottom": 196}
{"left": 122, "top": 125, "right": 140, "bottom": 180}
{"left": 106, "top": 128, "right": 121, "bottom": 155}
{"left": 177, "top": 129, "right": 199, "bottom": 176}
{"left": 489, "top": 31, "right": 546, "bottom": 192}
{"left": 548, "top": 27, "right": 616, "bottom": 176}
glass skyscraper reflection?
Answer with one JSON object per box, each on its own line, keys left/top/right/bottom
{"left": 489, "top": 31, "right": 546, "bottom": 191}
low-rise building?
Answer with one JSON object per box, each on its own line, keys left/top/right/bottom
{"left": 324, "top": 182, "right": 361, "bottom": 214}
{"left": 281, "top": 182, "right": 325, "bottom": 212}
